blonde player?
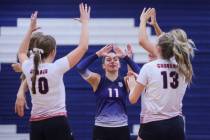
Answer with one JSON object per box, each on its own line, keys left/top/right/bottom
{"left": 17, "top": 3, "right": 90, "bottom": 140}
{"left": 127, "top": 8, "right": 195, "bottom": 140}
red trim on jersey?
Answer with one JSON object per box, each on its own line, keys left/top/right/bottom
{"left": 30, "top": 112, "right": 67, "bottom": 122}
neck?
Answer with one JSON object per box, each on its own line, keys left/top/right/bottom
{"left": 42, "top": 57, "right": 52, "bottom": 63}
{"left": 105, "top": 71, "right": 118, "bottom": 81}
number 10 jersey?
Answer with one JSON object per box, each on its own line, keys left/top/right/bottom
{"left": 22, "top": 57, "right": 70, "bottom": 121}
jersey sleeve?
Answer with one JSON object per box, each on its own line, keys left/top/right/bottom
{"left": 136, "top": 64, "right": 149, "bottom": 86}
{"left": 21, "top": 59, "right": 30, "bottom": 75}
{"left": 54, "top": 56, "right": 70, "bottom": 74}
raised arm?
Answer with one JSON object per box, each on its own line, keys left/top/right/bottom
{"left": 139, "top": 8, "right": 159, "bottom": 57}
{"left": 147, "top": 8, "right": 163, "bottom": 36}
{"left": 76, "top": 44, "right": 113, "bottom": 92}
{"left": 66, "top": 3, "right": 91, "bottom": 68}
{"left": 18, "top": 11, "right": 39, "bottom": 64}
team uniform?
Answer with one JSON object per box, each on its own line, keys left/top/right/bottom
{"left": 93, "top": 75, "right": 130, "bottom": 140}
{"left": 137, "top": 58, "right": 186, "bottom": 140}
{"left": 22, "top": 57, "right": 74, "bottom": 140}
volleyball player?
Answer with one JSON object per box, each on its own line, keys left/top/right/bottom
{"left": 17, "top": 3, "right": 90, "bottom": 140}
{"left": 76, "top": 44, "right": 140, "bottom": 140}
{"left": 127, "top": 8, "right": 195, "bottom": 140}
{"left": 14, "top": 32, "right": 44, "bottom": 117}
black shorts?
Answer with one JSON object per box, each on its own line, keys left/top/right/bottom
{"left": 30, "top": 116, "right": 74, "bottom": 140}
{"left": 138, "top": 116, "right": 185, "bottom": 140}
{"left": 93, "top": 125, "right": 130, "bottom": 140}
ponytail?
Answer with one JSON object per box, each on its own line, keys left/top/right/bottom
{"left": 31, "top": 48, "right": 43, "bottom": 94}
{"left": 172, "top": 35, "right": 195, "bottom": 83}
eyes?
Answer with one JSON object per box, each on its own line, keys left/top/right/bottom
{"left": 106, "top": 57, "right": 119, "bottom": 62}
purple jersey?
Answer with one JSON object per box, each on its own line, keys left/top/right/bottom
{"left": 94, "top": 75, "right": 128, "bottom": 127}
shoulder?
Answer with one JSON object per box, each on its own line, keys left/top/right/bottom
{"left": 22, "top": 59, "right": 33, "bottom": 74}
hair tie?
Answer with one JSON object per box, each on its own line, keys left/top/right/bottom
{"left": 33, "top": 48, "right": 44, "bottom": 54}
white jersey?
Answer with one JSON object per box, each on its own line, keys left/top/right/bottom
{"left": 137, "top": 59, "right": 187, "bottom": 124}
{"left": 22, "top": 57, "right": 70, "bottom": 121}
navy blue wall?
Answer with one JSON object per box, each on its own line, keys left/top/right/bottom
{"left": 0, "top": 0, "right": 210, "bottom": 140}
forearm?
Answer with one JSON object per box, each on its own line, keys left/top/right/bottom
{"left": 17, "top": 80, "right": 28, "bottom": 97}
{"left": 139, "top": 20, "right": 148, "bottom": 45}
{"left": 67, "top": 22, "right": 89, "bottom": 68}
{"left": 76, "top": 53, "right": 98, "bottom": 74}
{"left": 153, "top": 22, "right": 163, "bottom": 36}
{"left": 18, "top": 29, "right": 33, "bottom": 62}
{"left": 78, "top": 22, "right": 89, "bottom": 51}
{"left": 123, "top": 56, "right": 140, "bottom": 73}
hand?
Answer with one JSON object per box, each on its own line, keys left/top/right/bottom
{"left": 147, "top": 8, "right": 157, "bottom": 26}
{"left": 30, "top": 11, "right": 41, "bottom": 32}
{"left": 125, "top": 44, "right": 133, "bottom": 58}
{"left": 140, "top": 8, "right": 154, "bottom": 23}
{"left": 15, "top": 94, "right": 27, "bottom": 117}
{"left": 127, "top": 70, "right": 138, "bottom": 79}
{"left": 126, "top": 74, "right": 137, "bottom": 92}
{"left": 96, "top": 44, "right": 113, "bottom": 57}
{"left": 113, "top": 45, "right": 126, "bottom": 58}
{"left": 79, "top": 3, "right": 91, "bottom": 24}
{"left": 11, "top": 63, "right": 22, "bottom": 73}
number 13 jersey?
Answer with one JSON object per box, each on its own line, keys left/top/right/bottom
{"left": 22, "top": 57, "right": 70, "bottom": 121}
{"left": 137, "top": 59, "right": 187, "bottom": 124}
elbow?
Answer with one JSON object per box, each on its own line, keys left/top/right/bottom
{"left": 138, "top": 37, "right": 146, "bottom": 47}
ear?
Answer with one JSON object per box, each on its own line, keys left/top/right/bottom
{"left": 157, "top": 45, "right": 161, "bottom": 55}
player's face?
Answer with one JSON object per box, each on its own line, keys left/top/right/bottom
{"left": 103, "top": 52, "right": 120, "bottom": 72}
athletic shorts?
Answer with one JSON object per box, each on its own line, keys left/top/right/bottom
{"left": 30, "top": 116, "right": 74, "bottom": 140}
{"left": 93, "top": 125, "right": 130, "bottom": 140}
{"left": 138, "top": 116, "right": 185, "bottom": 140}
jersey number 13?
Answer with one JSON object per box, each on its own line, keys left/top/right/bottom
{"left": 161, "top": 71, "right": 179, "bottom": 89}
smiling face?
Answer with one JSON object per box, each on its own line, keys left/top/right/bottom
{"left": 102, "top": 52, "right": 120, "bottom": 73}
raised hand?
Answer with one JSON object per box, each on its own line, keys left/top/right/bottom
{"left": 140, "top": 8, "right": 153, "bottom": 23}
{"left": 125, "top": 44, "right": 133, "bottom": 58}
{"left": 96, "top": 44, "right": 113, "bottom": 57}
{"left": 30, "top": 11, "right": 40, "bottom": 32}
{"left": 113, "top": 45, "right": 126, "bottom": 58}
{"left": 147, "top": 8, "right": 157, "bottom": 26}
{"left": 79, "top": 3, "right": 91, "bottom": 23}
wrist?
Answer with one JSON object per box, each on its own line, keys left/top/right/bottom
{"left": 81, "top": 20, "right": 89, "bottom": 25}
{"left": 96, "top": 52, "right": 101, "bottom": 57}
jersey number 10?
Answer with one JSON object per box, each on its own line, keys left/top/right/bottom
{"left": 32, "top": 77, "right": 49, "bottom": 94}
{"left": 161, "top": 71, "right": 179, "bottom": 89}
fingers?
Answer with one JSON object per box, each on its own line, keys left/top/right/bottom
{"left": 127, "top": 71, "right": 138, "bottom": 78}
{"left": 126, "top": 44, "right": 132, "bottom": 52}
{"left": 104, "top": 44, "right": 113, "bottom": 52}
{"left": 31, "top": 11, "right": 38, "bottom": 20}
{"left": 88, "top": 6, "right": 91, "bottom": 15}
{"left": 11, "top": 63, "right": 22, "bottom": 73}
{"left": 15, "top": 101, "right": 25, "bottom": 117}
{"left": 79, "top": 3, "right": 90, "bottom": 14}
{"left": 141, "top": 7, "right": 146, "bottom": 15}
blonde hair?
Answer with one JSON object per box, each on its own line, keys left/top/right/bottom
{"left": 158, "top": 29, "right": 195, "bottom": 83}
